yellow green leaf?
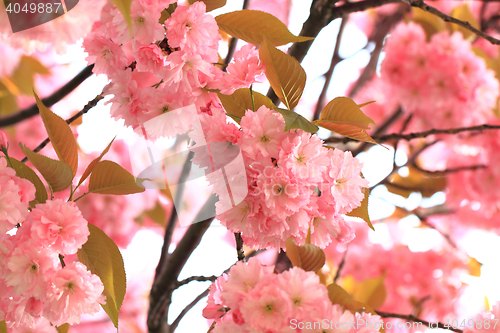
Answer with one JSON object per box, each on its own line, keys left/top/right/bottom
{"left": 314, "top": 97, "right": 377, "bottom": 144}
{"left": 450, "top": 4, "right": 480, "bottom": 40}
{"left": 159, "top": 3, "right": 177, "bottom": 22}
{"left": 56, "top": 323, "right": 70, "bottom": 333}
{"left": 188, "top": 0, "right": 226, "bottom": 12}
{"left": 275, "top": 108, "right": 318, "bottom": 133}
{"left": 216, "top": 9, "right": 313, "bottom": 46}
{"left": 285, "top": 238, "right": 325, "bottom": 272}
{"left": 20, "top": 145, "right": 73, "bottom": 192}
{"left": 0, "top": 81, "right": 18, "bottom": 115}
{"left": 10, "top": 56, "right": 50, "bottom": 96}
{"left": 89, "top": 160, "right": 146, "bottom": 195}
{"left": 327, "top": 283, "right": 357, "bottom": 312}
{"left": 259, "top": 38, "right": 306, "bottom": 110}
{"left": 0, "top": 321, "right": 6, "bottom": 333}
{"left": 410, "top": 7, "right": 446, "bottom": 40}
{"left": 346, "top": 275, "right": 387, "bottom": 310}
{"left": 386, "top": 166, "right": 446, "bottom": 198}
{"left": 78, "top": 137, "right": 115, "bottom": 187}
{"left": 468, "top": 257, "right": 482, "bottom": 277}
{"left": 35, "top": 93, "right": 78, "bottom": 177}
{"left": 217, "top": 88, "right": 275, "bottom": 122}
{"left": 77, "top": 224, "right": 126, "bottom": 329}
{"left": 136, "top": 201, "right": 167, "bottom": 226}
{"left": 346, "top": 187, "right": 373, "bottom": 230}
{"left": 110, "top": 0, "right": 133, "bottom": 33}
{"left": 4, "top": 156, "right": 48, "bottom": 206}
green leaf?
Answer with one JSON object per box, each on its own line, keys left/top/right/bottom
{"left": 56, "top": 323, "right": 70, "bottom": 333}
{"left": 78, "top": 224, "right": 126, "bottom": 329}
{"left": 217, "top": 88, "right": 275, "bottom": 122}
{"left": 327, "top": 283, "right": 357, "bottom": 312}
{"left": 259, "top": 38, "right": 306, "bottom": 110}
{"left": 20, "top": 145, "right": 73, "bottom": 192}
{"left": 410, "top": 7, "right": 446, "bottom": 40}
{"left": 35, "top": 92, "right": 78, "bottom": 177}
{"left": 450, "top": 4, "right": 480, "bottom": 40}
{"left": 89, "top": 160, "right": 146, "bottom": 195}
{"left": 0, "top": 321, "right": 6, "bottom": 333}
{"left": 275, "top": 108, "right": 318, "bottom": 133}
{"left": 135, "top": 201, "right": 167, "bottom": 226}
{"left": 216, "top": 9, "right": 313, "bottom": 46}
{"left": 343, "top": 274, "right": 387, "bottom": 310}
{"left": 0, "top": 81, "right": 19, "bottom": 115}
{"left": 109, "top": 0, "right": 133, "bottom": 33}
{"left": 188, "top": 0, "right": 226, "bottom": 12}
{"left": 10, "top": 56, "right": 50, "bottom": 96}
{"left": 3, "top": 156, "right": 48, "bottom": 206}
{"left": 346, "top": 187, "right": 373, "bottom": 230}
{"left": 314, "top": 97, "right": 377, "bottom": 144}
{"left": 78, "top": 137, "right": 115, "bottom": 187}
{"left": 159, "top": 3, "right": 177, "bottom": 22}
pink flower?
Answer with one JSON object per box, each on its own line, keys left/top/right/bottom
{"left": 0, "top": 131, "right": 8, "bottom": 150}
{"left": 28, "top": 200, "right": 90, "bottom": 255}
{"left": 82, "top": 35, "right": 127, "bottom": 76}
{"left": 135, "top": 44, "right": 166, "bottom": 73}
{"left": 5, "top": 242, "right": 57, "bottom": 298}
{"left": 165, "top": 1, "right": 220, "bottom": 62}
{"left": 221, "top": 45, "right": 266, "bottom": 94}
{"left": 238, "top": 106, "right": 286, "bottom": 159}
{"left": 0, "top": 158, "right": 35, "bottom": 233}
{"left": 45, "top": 262, "right": 105, "bottom": 326}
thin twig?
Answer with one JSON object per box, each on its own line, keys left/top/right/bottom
{"left": 408, "top": 0, "right": 500, "bottom": 45}
{"left": 376, "top": 311, "right": 463, "bottom": 333}
{"left": 0, "top": 65, "right": 95, "bottom": 128}
{"left": 325, "top": 124, "right": 500, "bottom": 144}
{"left": 333, "top": 246, "right": 348, "bottom": 283}
{"left": 20, "top": 93, "right": 104, "bottom": 163}
{"left": 313, "top": 16, "right": 348, "bottom": 120}
{"left": 412, "top": 163, "right": 487, "bottom": 175}
{"left": 176, "top": 275, "right": 218, "bottom": 288}
{"left": 223, "top": 0, "right": 251, "bottom": 68}
{"left": 418, "top": 216, "right": 460, "bottom": 251}
{"left": 170, "top": 288, "right": 211, "bottom": 332}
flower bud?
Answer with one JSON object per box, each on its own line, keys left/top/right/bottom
{"left": 0, "top": 131, "right": 8, "bottom": 150}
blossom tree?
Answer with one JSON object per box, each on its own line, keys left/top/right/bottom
{"left": 1, "top": 0, "right": 500, "bottom": 332}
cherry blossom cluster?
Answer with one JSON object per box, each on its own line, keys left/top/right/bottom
{"left": 324, "top": 223, "right": 469, "bottom": 321}
{"left": 465, "top": 302, "right": 500, "bottom": 333}
{"left": 203, "top": 258, "right": 383, "bottom": 333}
{"left": 380, "top": 22, "right": 499, "bottom": 130}
{"left": 0, "top": 155, "right": 105, "bottom": 330}
{"left": 82, "top": 0, "right": 265, "bottom": 135}
{"left": 189, "top": 105, "right": 368, "bottom": 249}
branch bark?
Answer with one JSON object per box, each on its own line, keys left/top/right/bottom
{"left": 0, "top": 64, "right": 95, "bottom": 128}
{"left": 376, "top": 311, "right": 463, "bottom": 333}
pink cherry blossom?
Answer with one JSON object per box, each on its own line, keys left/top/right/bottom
{"left": 28, "top": 199, "right": 90, "bottom": 255}
{"left": 45, "top": 262, "right": 105, "bottom": 326}
{"left": 0, "top": 131, "right": 8, "bottom": 150}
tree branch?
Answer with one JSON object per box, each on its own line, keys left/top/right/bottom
{"left": 408, "top": 0, "right": 500, "bottom": 45}
{"left": 325, "top": 124, "right": 500, "bottom": 144}
{"left": 20, "top": 93, "right": 104, "bottom": 163}
{"left": 376, "top": 311, "right": 463, "bottom": 333}
{"left": 0, "top": 64, "right": 95, "bottom": 128}
{"left": 313, "top": 15, "right": 348, "bottom": 120}
{"left": 333, "top": 246, "right": 348, "bottom": 283}
{"left": 170, "top": 287, "right": 211, "bottom": 332}
{"left": 176, "top": 275, "right": 218, "bottom": 288}
{"left": 412, "top": 163, "right": 487, "bottom": 174}
{"left": 234, "top": 232, "right": 245, "bottom": 261}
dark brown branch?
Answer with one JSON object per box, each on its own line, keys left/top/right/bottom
{"left": 176, "top": 275, "right": 218, "bottom": 288}
{"left": 313, "top": 16, "right": 348, "bottom": 120}
{"left": 0, "top": 64, "right": 95, "bottom": 128}
{"left": 326, "top": 124, "right": 500, "bottom": 144}
{"left": 153, "top": 150, "right": 195, "bottom": 285}
{"left": 234, "top": 232, "right": 245, "bottom": 261}
{"left": 148, "top": 195, "right": 217, "bottom": 333}
{"left": 418, "top": 216, "right": 460, "bottom": 251}
{"left": 170, "top": 288, "right": 211, "bottom": 332}
{"left": 408, "top": 0, "right": 500, "bottom": 45}
{"left": 413, "top": 163, "right": 487, "bottom": 174}
{"left": 376, "top": 311, "right": 463, "bottom": 333}
{"left": 19, "top": 93, "right": 104, "bottom": 163}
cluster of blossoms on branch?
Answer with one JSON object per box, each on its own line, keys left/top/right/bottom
{"left": 378, "top": 22, "right": 499, "bottom": 130}
{"left": 188, "top": 105, "right": 368, "bottom": 249}
{"left": 0, "top": 138, "right": 105, "bottom": 331}
{"left": 203, "top": 257, "right": 383, "bottom": 333}
{"left": 83, "top": 0, "right": 265, "bottom": 134}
